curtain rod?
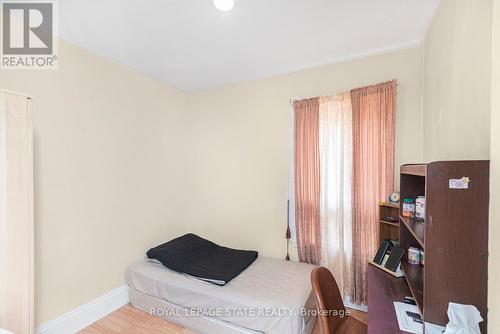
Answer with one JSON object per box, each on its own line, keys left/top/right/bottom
{"left": 289, "top": 79, "right": 398, "bottom": 104}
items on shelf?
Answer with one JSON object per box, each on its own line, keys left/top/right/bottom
{"left": 408, "top": 247, "right": 420, "bottom": 264}
{"left": 381, "top": 216, "right": 399, "bottom": 223}
{"left": 373, "top": 240, "right": 391, "bottom": 265}
{"left": 416, "top": 196, "right": 426, "bottom": 220}
{"left": 371, "top": 239, "right": 404, "bottom": 275}
{"left": 385, "top": 246, "right": 405, "bottom": 272}
{"left": 408, "top": 247, "right": 425, "bottom": 266}
{"left": 388, "top": 191, "right": 400, "bottom": 203}
{"left": 404, "top": 296, "right": 417, "bottom": 306}
{"left": 402, "top": 198, "right": 415, "bottom": 217}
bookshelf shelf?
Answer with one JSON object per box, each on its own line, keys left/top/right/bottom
{"left": 400, "top": 216, "right": 424, "bottom": 248}
{"left": 378, "top": 202, "right": 400, "bottom": 243}
{"left": 368, "top": 260, "right": 405, "bottom": 278}
{"left": 400, "top": 164, "right": 427, "bottom": 177}
{"left": 401, "top": 261, "right": 424, "bottom": 312}
{"left": 380, "top": 219, "right": 399, "bottom": 227}
{"left": 379, "top": 201, "right": 400, "bottom": 209}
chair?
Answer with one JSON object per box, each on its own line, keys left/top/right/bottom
{"left": 311, "top": 267, "right": 367, "bottom": 334}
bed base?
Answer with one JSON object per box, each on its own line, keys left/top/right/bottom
{"left": 129, "top": 288, "right": 316, "bottom": 334}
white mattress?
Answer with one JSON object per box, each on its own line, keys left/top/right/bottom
{"left": 125, "top": 257, "right": 317, "bottom": 334}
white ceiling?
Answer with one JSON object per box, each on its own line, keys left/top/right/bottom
{"left": 58, "top": 0, "right": 439, "bottom": 92}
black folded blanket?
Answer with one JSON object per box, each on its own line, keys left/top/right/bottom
{"left": 146, "top": 233, "right": 258, "bottom": 286}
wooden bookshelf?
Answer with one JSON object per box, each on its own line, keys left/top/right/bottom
{"left": 398, "top": 161, "right": 489, "bottom": 332}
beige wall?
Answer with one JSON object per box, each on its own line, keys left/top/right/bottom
{"left": 186, "top": 48, "right": 423, "bottom": 260}
{"left": 421, "top": 0, "right": 496, "bottom": 328}
{"left": 489, "top": 0, "right": 500, "bottom": 329}
{"left": 0, "top": 40, "right": 188, "bottom": 325}
{"left": 422, "top": 0, "right": 492, "bottom": 162}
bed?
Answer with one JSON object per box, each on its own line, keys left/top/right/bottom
{"left": 125, "top": 256, "right": 317, "bottom": 334}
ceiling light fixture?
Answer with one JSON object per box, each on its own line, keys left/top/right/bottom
{"left": 213, "top": 0, "right": 234, "bottom": 12}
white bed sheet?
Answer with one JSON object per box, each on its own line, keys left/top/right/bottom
{"left": 125, "top": 256, "right": 317, "bottom": 334}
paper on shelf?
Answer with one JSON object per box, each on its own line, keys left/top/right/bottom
{"left": 394, "top": 302, "right": 423, "bottom": 334}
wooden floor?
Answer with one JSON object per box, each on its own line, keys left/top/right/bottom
{"left": 80, "top": 304, "right": 367, "bottom": 334}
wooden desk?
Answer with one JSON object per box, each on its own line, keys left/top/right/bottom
{"left": 368, "top": 265, "right": 411, "bottom": 333}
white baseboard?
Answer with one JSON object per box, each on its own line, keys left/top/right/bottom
{"left": 35, "top": 285, "right": 130, "bottom": 334}
{"left": 343, "top": 295, "right": 368, "bottom": 312}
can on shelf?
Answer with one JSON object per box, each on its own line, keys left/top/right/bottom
{"left": 415, "top": 196, "right": 426, "bottom": 220}
{"left": 402, "top": 198, "right": 415, "bottom": 218}
{"left": 408, "top": 247, "right": 420, "bottom": 265}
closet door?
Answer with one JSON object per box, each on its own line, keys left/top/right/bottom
{"left": 0, "top": 91, "right": 34, "bottom": 334}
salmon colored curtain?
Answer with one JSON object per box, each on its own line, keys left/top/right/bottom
{"left": 294, "top": 98, "right": 321, "bottom": 265}
{"left": 350, "top": 80, "right": 397, "bottom": 304}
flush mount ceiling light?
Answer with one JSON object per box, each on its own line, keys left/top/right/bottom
{"left": 213, "top": 0, "right": 235, "bottom": 12}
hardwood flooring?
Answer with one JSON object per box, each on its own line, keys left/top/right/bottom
{"left": 79, "top": 305, "right": 194, "bottom": 334}
{"left": 80, "top": 304, "right": 367, "bottom": 334}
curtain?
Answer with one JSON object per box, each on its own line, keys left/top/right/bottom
{"left": 319, "top": 93, "right": 353, "bottom": 297}
{"left": 350, "top": 80, "right": 397, "bottom": 305}
{"left": 294, "top": 98, "right": 321, "bottom": 265}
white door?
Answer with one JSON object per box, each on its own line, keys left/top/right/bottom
{"left": 0, "top": 90, "right": 34, "bottom": 334}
